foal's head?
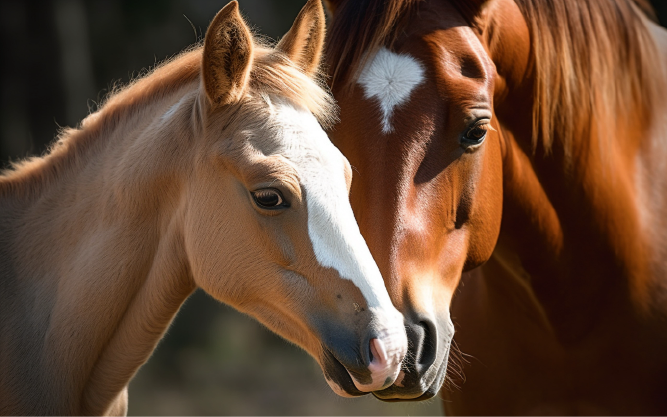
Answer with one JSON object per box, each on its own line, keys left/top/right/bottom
{"left": 182, "top": 0, "right": 406, "bottom": 396}
{"left": 325, "top": 0, "right": 504, "bottom": 400}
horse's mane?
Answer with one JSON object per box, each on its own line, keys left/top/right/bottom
{"left": 325, "top": 0, "right": 421, "bottom": 87}
{"left": 1, "top": 43, "right": 336, "bottom": 197}
{"left": 514, "top": 0, "right": 661, "bottom": 157}
{"left": 325, "top": 0, "right": 661, "bottom": 159}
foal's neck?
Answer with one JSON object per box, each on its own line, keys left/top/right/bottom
{"left": 1, "top": 85, "right": 198, "bottom": 415}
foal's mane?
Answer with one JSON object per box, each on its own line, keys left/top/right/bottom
{"left": 325, "top": 0, "right": 661, "bottom": 158}
{"left": 0, "top": 44, "right": 335, "bottom": 198}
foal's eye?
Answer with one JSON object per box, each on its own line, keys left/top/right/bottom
{"left": 251, "top": 188, "right": 288, "bottom": 209}
{"left": 462, "top": 123, "right": 489, "bottom": 145}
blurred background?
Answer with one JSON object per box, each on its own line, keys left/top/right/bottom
{"left": 1, "top": 0, "right": 665, "bottom": 415}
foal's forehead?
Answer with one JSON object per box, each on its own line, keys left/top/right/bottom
{"left": 239, "top": 99, "right": 344, "bottom": 179}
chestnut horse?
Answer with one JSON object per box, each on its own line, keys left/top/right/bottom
{"left": 0, "top": 1, "right": 408, "bottom": 414}
{"left": 324, "top": 0, "right": 667, "bottom": 413}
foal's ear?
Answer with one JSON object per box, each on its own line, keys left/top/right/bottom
{"left": 202, "top": 1, "right": 253, "bottom": 107}
{"left": 276, "top": 0, "right": 326, "bottom": 77}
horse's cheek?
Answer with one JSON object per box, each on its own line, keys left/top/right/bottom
{"left": 464, "top": 145, "right": 504, "bottom": 270}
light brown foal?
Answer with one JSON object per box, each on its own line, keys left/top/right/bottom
{"left": 0, "top": 1, "right": 407, "bottom": 415}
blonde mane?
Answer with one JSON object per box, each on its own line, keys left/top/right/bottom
{"left": 0, "top": 43, "right": 336, "bottom": 198}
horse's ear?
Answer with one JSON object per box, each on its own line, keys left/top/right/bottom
{"left": 455, "top": 0, "right": 495, "bottom": 23}
{"left": 276, "top": 0, "right": 326, "bottom": 77}
{"left": 202, "top": 1, "right": 253, "bottom": 107}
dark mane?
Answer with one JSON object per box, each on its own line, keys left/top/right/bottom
{"left": 324, "top": 0, "right": 421, "bottom": 88}
{"left": 325, "top": 0, "right": 661, "bottom": 158}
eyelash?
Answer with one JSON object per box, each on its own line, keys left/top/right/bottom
{"left": 462, "top": 121, "right": 491, "bottom": 145}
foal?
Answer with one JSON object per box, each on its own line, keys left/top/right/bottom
{"left": 0, "top": 1, "right": 407, "bottom": 415}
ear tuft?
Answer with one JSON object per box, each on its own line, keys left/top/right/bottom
{"left": 202, "top": 1, "right": 254, "bottom": 107}
{"left": 276, "top": 0, "right": 326, "bottom": 77}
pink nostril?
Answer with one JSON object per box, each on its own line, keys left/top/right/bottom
{"left": 370, "top": 338, "right": 388, "bottom": 365}
{"left": 346, "top": 334, "right": 405, "bottom": 392}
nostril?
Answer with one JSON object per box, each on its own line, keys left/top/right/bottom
{"left": 418, "top": 321, "right": 437, "bottom": 367}
{"left": 369, "top": 338, "right": 388, "bottom": 366}
{"left": 405, "top": 319, "right": 437, "bottom": 371}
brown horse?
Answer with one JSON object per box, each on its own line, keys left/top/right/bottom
{"left": 0, "top": 1, "right": 409, "bottom": 415}
{"left": 324, "top": 0, "right": 667, "bottom": 413}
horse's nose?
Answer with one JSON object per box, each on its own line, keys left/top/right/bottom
{"left": 405, "top": 318, "right": 438, "bottom": 373}
{"left": 373, "top": 315, "right": 452, "bottom": 400}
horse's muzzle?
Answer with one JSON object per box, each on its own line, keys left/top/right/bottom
{"left": 372, "top": 315, "right": 454, "bottom": 401}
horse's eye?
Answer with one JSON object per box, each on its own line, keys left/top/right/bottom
{"left": 463, "top": 124, "right": 488, "bottom": 143}
{"left": 252, "top": 188, "right": 287, "bottom": 209}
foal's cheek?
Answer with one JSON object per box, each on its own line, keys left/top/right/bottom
{"left": 181, "top": 178, "right": 255, "bottom": 293}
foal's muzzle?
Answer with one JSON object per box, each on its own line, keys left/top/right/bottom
{"left": 319, "top": 307, "right": 408, "bottom": 397}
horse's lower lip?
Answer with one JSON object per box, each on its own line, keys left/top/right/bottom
{"left": 373, "top": 388, "right": 439, "bottom": 401}
{"left": 370, "top": 373, "right": 442, "bottom": 401}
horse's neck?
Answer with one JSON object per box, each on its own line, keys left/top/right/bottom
{"left": 490, "top": 11, "right": 667, "bottom": 340}
{"left": 0, "top": 86, "right": 198, "bottom": 415}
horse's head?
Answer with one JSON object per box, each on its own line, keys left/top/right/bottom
{"left": 325, "top": 0, "right": 509, "bottom": 400}
{"left": 180, "top": 0, "right": 407, "bottom": 396}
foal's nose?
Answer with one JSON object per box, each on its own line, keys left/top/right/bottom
{"left": 349, "top": 321, "right": 408, "bottom": 392}
{"left": 323, "top": 308, "right": 407, "bottom": 394}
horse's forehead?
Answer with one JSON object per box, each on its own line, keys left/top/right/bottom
{"left": 426, "top": 27, "right": 493, "bottom": 79}
{"left": 355, "top": 28, "right": 493, "bottom": 136}
{"left": 357, "top": 47, "right": 427, "bottom": 134}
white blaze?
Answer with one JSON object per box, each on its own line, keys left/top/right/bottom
{"left": 270, "top": 101, "right": 407, "bottom": 393}
{"left": 271, "top": 102, "right": 393, "bottom": 310}
{"left": 357, "top": 47, "right": 425, "bottom": 133}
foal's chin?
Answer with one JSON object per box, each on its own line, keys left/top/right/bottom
{"left": 320, "top": 348, "right": 369, "bottom": 397}
{"left": 319, "top": 348, "right": 397, "bottom": 398}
